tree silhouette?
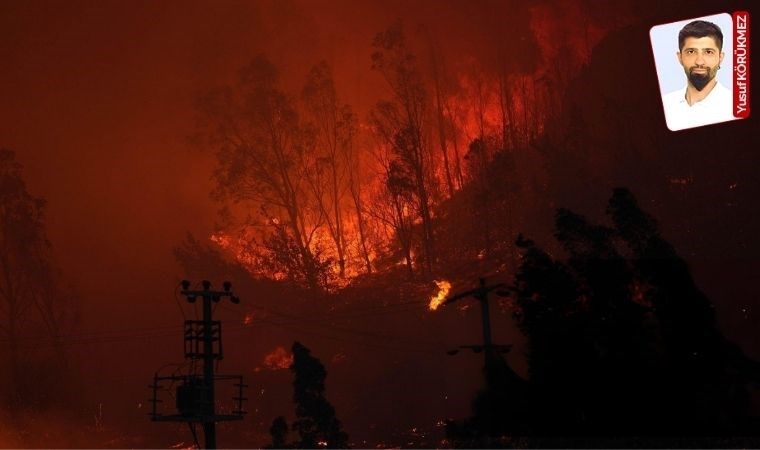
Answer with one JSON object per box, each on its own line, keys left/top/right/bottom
{"left": 512, "top": 233, "right": 592, "bottom": 437}
{"left": 287, "top": 341, "right": 348, "bottom": 449}
{"left": 553, "top": 207, "right": 655, "bottom": 435}
{"left": 371, "top": 21, "right": 436, "bottom": 273}
{"left": 268, "top": 416, "right": 289, "bottom": 449}
{"left": 446, "top": 351, "right": 532, "bottom": 448}
{"left": 521, "top": 188, "right": 757, "bottom": 442}
{"left": 198, "top": 55, "right": 327, "bottom": 290}
{"left": 301, "top": 61, "right": 358, "bottom": 278}
{"left": 608, "top": 188, "right": 759, "bottom": 436}
{"left": 452, "top": 188, "right": 759, "bottom": 446}
{"left": 0, "top": 149, "right": 76, "bottom": 411}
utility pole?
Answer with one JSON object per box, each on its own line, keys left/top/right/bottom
{"left": 150, "top": 280, "right": 247, "bottom": 449}
{"left": 188, "top": 280, "right": 227, "bottom": 449}
{"left": 440, "top": 277, "right": 529, "bottom": 439}
{"left": 441, "top": 277, "right": 511, "bottom": 369}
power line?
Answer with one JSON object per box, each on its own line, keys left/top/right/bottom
{"left": 218, "top": 301, "right": 449, "bottom": 349}
{"left": 0, "top": 323, "right": 184, "bottom": 343}
{"left": 1, "top": 292, "right": 470, "bottom": 353}
{"left": 0, "top": 299, "right": 425, "bottom": 345}
{"left": 6, "top": 309, "right": 451, "bottom": 354}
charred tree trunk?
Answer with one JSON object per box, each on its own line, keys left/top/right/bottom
{"left": 331, "top": 165, "right": 347, "bottom": 278}
{"left": 416, "top": 176, "right": 435, "bottom": 274}
{"left": 444, "top": 102, "right": 465, "bottom": 190}
{"left": 351, "top": 187, "right": 372, "bottom": 274}
{"left": 430, "top": 48, "right": 455, "bottom": 198}
{"left": 7, "top": 311, "right": 23, "bottom": 410}
{"left": 498, "top": 72, "right": 513, "bottom": 151}
{"left": 392, "top": 197, "right": 413, "bottom": 276}
{"left": 286, "top": 202, "right": 321, "bottom": 291}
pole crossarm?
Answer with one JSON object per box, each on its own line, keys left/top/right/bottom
{"left": 439, "top": 277, "right": 513, "bottom": 369}
{"left": 443, "top": 280, "right": 507, "bottom": 306}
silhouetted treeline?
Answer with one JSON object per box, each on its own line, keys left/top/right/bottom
{"left": 446, "top": 189, "right": 760, "bottom": 448}
{"left": 0, "top": 149, "right": 79, "bottom": 413}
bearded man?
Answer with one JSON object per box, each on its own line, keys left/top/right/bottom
{"left": 662, "top": 20, "right": 733, "bottom": 131}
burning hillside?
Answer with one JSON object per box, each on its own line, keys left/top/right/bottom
{"left": 201, "top": 4, "right": 638, "bottom": 290}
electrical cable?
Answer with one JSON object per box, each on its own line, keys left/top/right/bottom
{"left": 232, "top": 302, "right": 451, "bottom": 351}
{"left": 216, "top": 301, "right": 446, "bottom": 348}
{"left": 2, "top": 284, "right": 490, "bottom": 353}
{"left": 0, "top": 323, "right": 185, "bottom": 343}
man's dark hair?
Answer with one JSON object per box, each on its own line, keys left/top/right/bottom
{"left": 679, "top": 20, "right": 723, "bottom": 51}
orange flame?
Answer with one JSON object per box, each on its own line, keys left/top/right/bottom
{"left": 261, "top": 346, "right": 293, "bottom": 371}
{"left": 428, "top": 280, "right": 452, "bottom": 311}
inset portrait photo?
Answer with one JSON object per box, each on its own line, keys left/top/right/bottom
{"left": 650, "top": 13, "right": 742, "bottom": 132}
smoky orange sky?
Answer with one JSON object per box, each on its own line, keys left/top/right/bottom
{"left": 0, "top": 0, "right": 606, "bottom": 328}
{"left": 1, "top": 0, "right": 758, "bottom": 447}
{"left": 0, "top": 1, "right": 563, "bottom": 444}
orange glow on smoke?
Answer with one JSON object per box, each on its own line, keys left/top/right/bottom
{"left": 428, "top": 280, "right": 452, "bottom": 311}
{"left": 211, "top": 218, "right": 377, "bottom": 285}
{"left": 261, "top": 346, "right": 293, "bottom": 371}
{"left": 203, "top": 13, "right": 618, "bottom": 286}
{"left": 210, "top": 232, "right": 258, "bottom": 269}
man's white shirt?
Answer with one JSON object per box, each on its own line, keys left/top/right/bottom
{"left": 662, "top": 81, "right": 734, "bottom": 131}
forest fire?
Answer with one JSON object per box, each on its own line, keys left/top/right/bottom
{"left": 3, "top": 0, "right": 758, "bottom": 448}
{"left": 428, "top": 280, "right": 452, "bottom": 311}
{"left": 196, "top": 6, "right": 593, "bottom": 289}
{"left": 194, "top": 0, "right": 624, "bottom": 291}
{"left": 210, "top": 232, "right": 258, "bottom": 270}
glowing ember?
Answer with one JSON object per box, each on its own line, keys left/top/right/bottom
{"left": 170, "top": 442, "right": 196, "bottom": 450}
{"left": 428, "top": 280, "right": 452, "bottom": 311}
{"left": 243, "top": 312, "right": 254, "bottom": 326}
{"left": 262, "top": 346, "right": 293, "bottom": 370}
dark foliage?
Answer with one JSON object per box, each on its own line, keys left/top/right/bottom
{"left": 268, "top": 416, "right": 289, "bottom": 449}
{"left": 0, "top": 149, "right": 77, "bottom": 412}
{"left": 260, "top": 223, "right": 336, "bottom": 290}
{"left": 270, "top": 342, "right": 349, "bottom": 449}
{"left": 447, "top": 188, "right": 759, "bottom": 447}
